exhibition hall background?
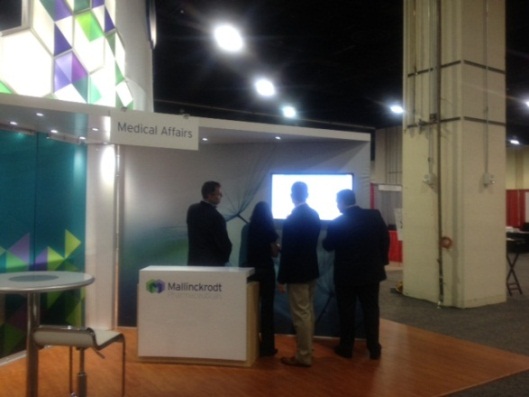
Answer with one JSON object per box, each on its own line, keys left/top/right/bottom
{"left": 0, "top": 0, "right": 373, "bottom": 361}
{"left": 3, "top": 0, "right": 529, "bottom": 363}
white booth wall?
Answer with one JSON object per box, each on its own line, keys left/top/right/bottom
{"left": 117, "top": 139, "right": 371, "bottom": 326}
{"left": 84, "top": 0, "right": 153, "bottom": 328}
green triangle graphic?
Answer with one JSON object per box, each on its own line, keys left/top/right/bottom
{"left": 62, "top": 259, "right": 78, "bottom": 272}
{"left": 46, "top": 291, "right": 61, "bottom": 310}
{"left": 89, "top": 77, "right": 102, "bottom": 104}
{"left": 65, "top": 230, "right": 82, "bottom": 258}
{"left": 107, "top": 32, "right": 117, "bottom": 54}
{"left": 6, "top": 252, "right": 28, "bottom": 272}
{"left": 115, "top": 64, "right": 124, "bottom": 84}
{"left": 0, "top": 81, "right": 12, "bottom": 94}
{"left": 39, "top": 0, "right": 55, "bottom": 19}
{"left": 2, "top": 324, "right": 25, "bottom": 355}
{"left": 47, "top": 247, "right": 64, "bottom": 271}
{"left": 66, "top": 297, "right": 83, "bottom": 325}
{"left": 73, "top": 77, "right": 89, "bottom": 102}
{"left": 73, "top": 0, "right": 91, "bottom": 13}
{"left": 76, "top": 11, "right": 104, "bottom": 42}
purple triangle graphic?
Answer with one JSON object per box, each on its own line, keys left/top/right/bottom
{"left": 54, "top": 25, "right": 71, "bottom": 55}
{"left": 93, "top": 0, "right": 105, "bottom": 7}
{"left": 56, "top": 52, "right": 73, "bottom": 80}
{"left": 34, "top": 249, "right": 48, "bottom": 271}
{"left": 71, "top": 53, "right": 88, "bottom": 82}
{"left": 104, "top": 9, "right": 115, "bottom": 32}
{"left": 10, "top": 234, "right": 30, "bottom": 264}
{"left": 54, "top": 0, "right": 72, "bottom": 21}
{"left": 54, "top": 62, "right": 71, "bottom": 91}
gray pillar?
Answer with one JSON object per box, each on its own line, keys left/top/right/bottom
{"left": 402, "top": 0, "right": 506, "bottom": 307}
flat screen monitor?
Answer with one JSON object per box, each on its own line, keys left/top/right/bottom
{"left": 270, "top": 173, "right": 354, "bottom": 221}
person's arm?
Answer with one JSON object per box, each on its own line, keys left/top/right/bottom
{"left": 322, "top": 222, "right": 337, "bottom": 251}
{"left": 270, "top": 241, "right": 280, "bottom": 258}
{"left": 277, "top": 221, "right": 291, "bottom": 286}
{"left": 212, "top": 211, "right": 232, "bottom": 262}
{"left": 375, "top": 210, "right": 390, "bottom": 265}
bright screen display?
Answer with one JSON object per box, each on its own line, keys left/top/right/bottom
{"left": 270, "top": 173, "right": 354, "bottom": 221}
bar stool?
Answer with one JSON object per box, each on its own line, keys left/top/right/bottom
{"left": 506, "top": 238, "right": 526, "bottom": 295}
{"left": 33, "top": 325, "right": 125, "bottom": 397}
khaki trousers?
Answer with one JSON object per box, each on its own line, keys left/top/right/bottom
{"left": 287, "top": 280, "right": 317, "bottom": 365}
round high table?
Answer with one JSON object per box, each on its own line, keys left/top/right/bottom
{"left": 0, "top": 271, "right": 94, "bottom": 397}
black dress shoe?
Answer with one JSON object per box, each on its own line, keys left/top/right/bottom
{"left": 369, "top": 350, "right": 381, "bottom": 360}
{"left": 334, "top": 345, "right": 353, "bottom": 358}
{"left": 260, "top": 348, "right": 278, "bottom": 357}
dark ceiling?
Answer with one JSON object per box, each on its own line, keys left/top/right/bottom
{"left": 153, "top": 0, "right": 529, "bottom": 143}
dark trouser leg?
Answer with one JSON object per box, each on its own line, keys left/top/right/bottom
{"left": 259, "top": 268, "right": 276, "bottom": 352}
{"left": 335, "top": 284, "right": 356, "bottom": 350}
{"left": 357, "top": 283, "right": 381, "bottom": 356}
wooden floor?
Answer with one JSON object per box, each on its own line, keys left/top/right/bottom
{"left": 2, "top": 319, "right": 529, "bottom": 397}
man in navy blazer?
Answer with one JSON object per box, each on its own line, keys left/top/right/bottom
{"left": 278, "top": 181, "right": 321, "bottom": 367}
{"left": 323, "top": 189, "right": 389, "bottom": 360}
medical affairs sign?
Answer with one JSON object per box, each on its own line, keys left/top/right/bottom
{"left": 110, "top": 109, "right": 198, "bottom": 150}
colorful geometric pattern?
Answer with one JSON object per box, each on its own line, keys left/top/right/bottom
{"left": 0, "top": 0, "right": 133, "bottom": 108}
{"left": 0, "top": 131, "right": 87, "bottom": 358}
{"left": 0, "top": 230, "right": 85, "bottom": 356}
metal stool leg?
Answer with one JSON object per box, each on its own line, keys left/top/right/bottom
{"left": 69, "top": 347, "right": 75, "bottom": 396}
{"left": 77, "top": 349, "right": 87, "bottom": 397}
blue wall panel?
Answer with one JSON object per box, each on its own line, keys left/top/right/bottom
{"left": 0, "top": 131, "right": 87, "bottom": 357}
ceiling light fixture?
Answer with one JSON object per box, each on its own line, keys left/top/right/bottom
{"left": 390, "top": 105, "right": 404, "bottom": 114}
{"left": 281, "top": 105, "right": 297, "bottom": 119}
{"left": 254, "top": 78, "right": 276, "bottom": 97}
{"left": 9, "top": 121, "right": 18, "bottom": 126}
{"left": 213, "top": 24, "right": 244, "bottom": 53}
{"left": 510, "top": 138, "right": 520, "bottom": 145}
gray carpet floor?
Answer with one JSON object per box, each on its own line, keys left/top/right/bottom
{"left": 380, "top": 254, "right": 529, "bottom": 396}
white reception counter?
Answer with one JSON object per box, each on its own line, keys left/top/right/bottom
{"left": 137, "top": 265, "right": 258, "bottom": 367}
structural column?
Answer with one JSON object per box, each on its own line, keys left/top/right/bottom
{"left": 402, "top": 0, "right": 506, "bottom": 307}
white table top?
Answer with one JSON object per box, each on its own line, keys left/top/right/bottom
{"left": 0, "top": 271, "right": 94, "bottom": 293}
{"left": 141, "top": 265, "right": 254, "bottom": 276}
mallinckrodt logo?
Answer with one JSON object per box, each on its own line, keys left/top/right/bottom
{"left": 146, "top": 279, "right": 165, "bottom": 294}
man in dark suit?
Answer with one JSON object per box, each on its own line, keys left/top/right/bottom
{"left": 186, "top": 181, "right": 232, "bottom": 266}
{"left": 322, "top": 189, "right": 389, "bottom": 360}
{"left": 278, "top": 182, "right": 321, "bottom": 367}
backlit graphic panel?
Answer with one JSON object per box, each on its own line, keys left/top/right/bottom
{"left": 0, "top": 0, "right": 133, "bottom": 108}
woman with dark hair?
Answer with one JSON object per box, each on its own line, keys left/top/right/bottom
{"left": 245, "top": 201, "right": 280, "bottom": 357}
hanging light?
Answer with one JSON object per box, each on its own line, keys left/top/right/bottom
{"left": 254, "top": 78, "right": 276, "bottom": 97}
{"left": 213, "top": 24, "right": 244, "bottom": 53}
{"left": 390, "top": 104, "right": 404, "bottom": 114}
{"left": 281, "top": 105, "right": 297, "bottom": 119}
